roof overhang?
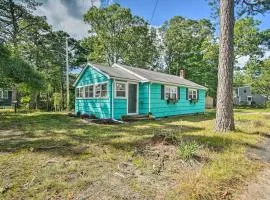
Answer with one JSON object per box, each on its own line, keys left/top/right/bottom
{"left": 73, "top": 63, "right": 111, "bottom": 87}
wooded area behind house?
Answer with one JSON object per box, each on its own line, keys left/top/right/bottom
{"left": 0, "top": 0, "right": 269, "bottom": 112}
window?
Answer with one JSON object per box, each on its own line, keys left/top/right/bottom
{"left": 115, "top": 82, "right": 126, "bottom": 98}
{"left": 188, "top": 89, "right": 197, "bottom": 100}
{"left": 101, "top": 83, "right": 107, "bottom": 97}
{"left": 85, "top": 85, "right": 94, "bottom": 98}
{"left": 95, "top": 84, "right": 101, "bottom": 98}
{"left": 3, "top": 91, "right": 8, "bottom": 99}
{"left": 0, "top": 90, "right": 8, "bottom": 99}
{"left": 76, "top": 87, "right": 84, "bottom": 98}
{"left": 247, "top": 96, "right": 252, "bottom": 101}
{"left": 165, "top": 86, "right": 177, "bottom": 100}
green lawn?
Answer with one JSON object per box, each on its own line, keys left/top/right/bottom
{"left": 0, "top": 109, "right": 269, "bottom": 199}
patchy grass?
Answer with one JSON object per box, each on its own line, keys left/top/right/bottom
{"left": 0, "top": 109, "right": 269, "bottom": 199}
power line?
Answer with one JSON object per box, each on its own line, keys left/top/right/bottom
{"left": 150, "top": 0, "right": 159, "bottom": 23}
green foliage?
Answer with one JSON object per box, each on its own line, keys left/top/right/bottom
{"left": 162, "top": 16, "right": 218, "bottom": 97}
{"left": 178, "top": 141, "right": 199, "bottom": 160}
{"left": 53, "top": 93, "right": 62, "bottom": 111}
{"left": 234, "top": 17, "right": 266, "bottom": 59}
{"left": 83, "top": 4, "right": 160, "bottom": 68}
{"left": 20, "top": 96, "right": 31, "bottom": 109}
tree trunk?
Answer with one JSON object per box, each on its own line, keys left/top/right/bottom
{"left": 215, "top": 0, "right": 235, "bottom": 132}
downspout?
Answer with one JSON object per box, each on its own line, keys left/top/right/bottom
{"left": 148, "top": 82, "right": 151, "bottom": 114}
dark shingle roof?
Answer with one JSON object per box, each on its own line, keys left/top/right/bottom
{"left": 115, "top": 64, "right": 206, "bottom": 89}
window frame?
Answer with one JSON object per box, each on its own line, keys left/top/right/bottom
{"left": 84, "top": 85, "right": 94, "bottom": 99}
{"left": 115, "top": 81, "right": 127, "bottom": 99}
{"left": 100, "top": 83, "right": 108, "bottom": 98}
{"left": 0, "top": 90, "right": 8, "bottom": 99}
{"left": 247, "top": 96, "right": 252, "bottom": 102}
{"left": 76, "top": 81, "right": 108, "bottom": 99}
{"left": 164, "top": 86, "right": 178, "bottom": 100}
{"left": 188, "top": 89, "right": 197, "bottom": 100}
{"left": 75, "top": 87, "right": 84, "bottom": 98}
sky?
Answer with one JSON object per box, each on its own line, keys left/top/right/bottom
{"left": 36, "top": 0, "right": 270, "bottom": 39}
{"left": 36, "top": 0, "right": 269, "bottom": 67}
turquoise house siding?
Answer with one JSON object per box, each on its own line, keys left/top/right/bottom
{"left": 149, "top": 83, "right": 205, "bottom": 118}
{"left": 139, "top": 83, "right": 149, "bottom": 115}
{"left": 75, "top": 67, "right": 111, "bottom": 119}
{"left": 75, "top": 65, "right": 206, "bottom": 120}
{"left": 114, "top": 98, "right": 127, "bottom": 120}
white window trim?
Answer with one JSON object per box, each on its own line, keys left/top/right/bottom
{"left": 76, "top": 81, "right": 109, "bottom": 99}
{"left": 165, "top": 85, "right": 178, "bottom": 100}
{"left": 126, "top": 82, "right": 139, "bottom": 115}
{"left": 115, "top": 81, "right": 127, "bottom": 99}
{"left": 188, "top": 89, "right": 197, "bottom": 100}
{"left": 84, "top": 85, "right": 94, "bottom": 99}
{"left": 247, "top": 96, "right": 253, "bottom": 101}
{"left": 0, "top": 90, "right": 8, "bottom": 99}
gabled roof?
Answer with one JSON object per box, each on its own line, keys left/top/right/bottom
{"left": 114, "top": 64, "right": 207, "bottom": 89}
{"left": 74, "top": 63, "right": 207, "bottom": 89}
{"left": 92, "top": 64, "right": 142, "bottom": 82}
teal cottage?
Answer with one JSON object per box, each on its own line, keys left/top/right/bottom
{"left": 74, "top": 63, "right": 207, "bottom": 120}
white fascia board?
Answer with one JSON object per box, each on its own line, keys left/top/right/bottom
{"left": 73, "top": 63, "right": 111, "bottom": 87}
{"left": 113, "top": 63, "right": 149, "bottom": 82}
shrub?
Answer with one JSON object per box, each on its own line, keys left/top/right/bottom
{"left": 80, "top": 114, "right": 90, "bottom": 119}
{"left": 178, "top": 141, "right": 199, "bottom": 160}
{"left": 89, "top": 114, "right": 97, "bottom": 119}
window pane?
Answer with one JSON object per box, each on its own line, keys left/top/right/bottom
{"left": 85, "top": 86, "right": 89, "bottom": 98}
{"left": 116, "top": 83, "right": 125, "bottom": 91}
{"left": 171, "top": 93, "right": 176, "bottom": 99}
{"left": 116, "top": 91, "right": 125, "bottom": 97}
{"left": 116, "top": 82, "right": 126, "bottom": 97}
{"left": 3, "top": 91, "right": 8, "bottom": 99}
{"left": 89, "top": 85, "right": 93, "bottom": 97}
{"left": 95, "top": 84, "right": 101, "bottom": 97}
{"left": 165, "top": 93, "right": 170, "bottom": 99}
{"left": 101, "top": 83, "right": 107, "bottom": 91}
{"left": 79, "top": 88, "right": 84, "bottom": 98}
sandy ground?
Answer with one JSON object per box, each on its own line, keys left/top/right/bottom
{"left": 238, "top": 133, "right": 270, "bottom": 200}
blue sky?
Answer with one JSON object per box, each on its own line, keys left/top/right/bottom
{"left": 37, "top": 0, "right": 269, "bottom": 40}
{"left": 117, "top": 0, "right": 269, "bottom": 31}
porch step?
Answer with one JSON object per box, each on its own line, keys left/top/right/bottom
{"left": 121, "top": 114, "right": 155, "bottom": 122}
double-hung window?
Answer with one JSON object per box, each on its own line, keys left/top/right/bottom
{"left": 0, "top": 90, "right": 8, "bottom": 99}
{"left": 85, "top": 85, "right": 94, "bottom": 98}
{"left": 188, "top": 89, "right": 197, "bottom": 100}
{"left": 165, "top": 86, "right": 177, "bottom": 100}
{"left": 95, "top": 84, "right": 101, "bottom": 98}
{"left": 76, "top": 87, "right": 84, "bottom": 98}
{"left": 115, "top": 82, "right": 126, "bottom": 98}
{"left": 101, "top": 83, "right": 107, "bottom": 98}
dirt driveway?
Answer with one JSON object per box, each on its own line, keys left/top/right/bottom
{"left": 238, "top": 133, "right": 270, "bottom": 200}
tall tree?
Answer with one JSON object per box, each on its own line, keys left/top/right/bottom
{"left": 162, "top": 17, "right": 218, "bottom": 96}
{"left": 213, "top": 0, "right": 270, "bottom": 132}
{"left": 0, "top": 0, "right": 41, "bottom": 49}
{"left": 215, "top": 0, "right": 235, "bottom": 131}
{"left": 83, "top": 4, "right": 159, "bottom": 68}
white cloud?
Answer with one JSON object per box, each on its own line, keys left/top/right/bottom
{"left": 35, "top": 0, "right": 101, "bottom": 39}
{"left": 236, "top": 55, "right": 250, "bottom": 69}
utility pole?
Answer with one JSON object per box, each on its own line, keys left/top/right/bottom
{"left": 66, "top": 37, "right": 70, "bottom": 111}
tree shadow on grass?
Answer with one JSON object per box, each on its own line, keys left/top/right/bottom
{"left": 0, "top": 112, "right": 251, "bottom": 157}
